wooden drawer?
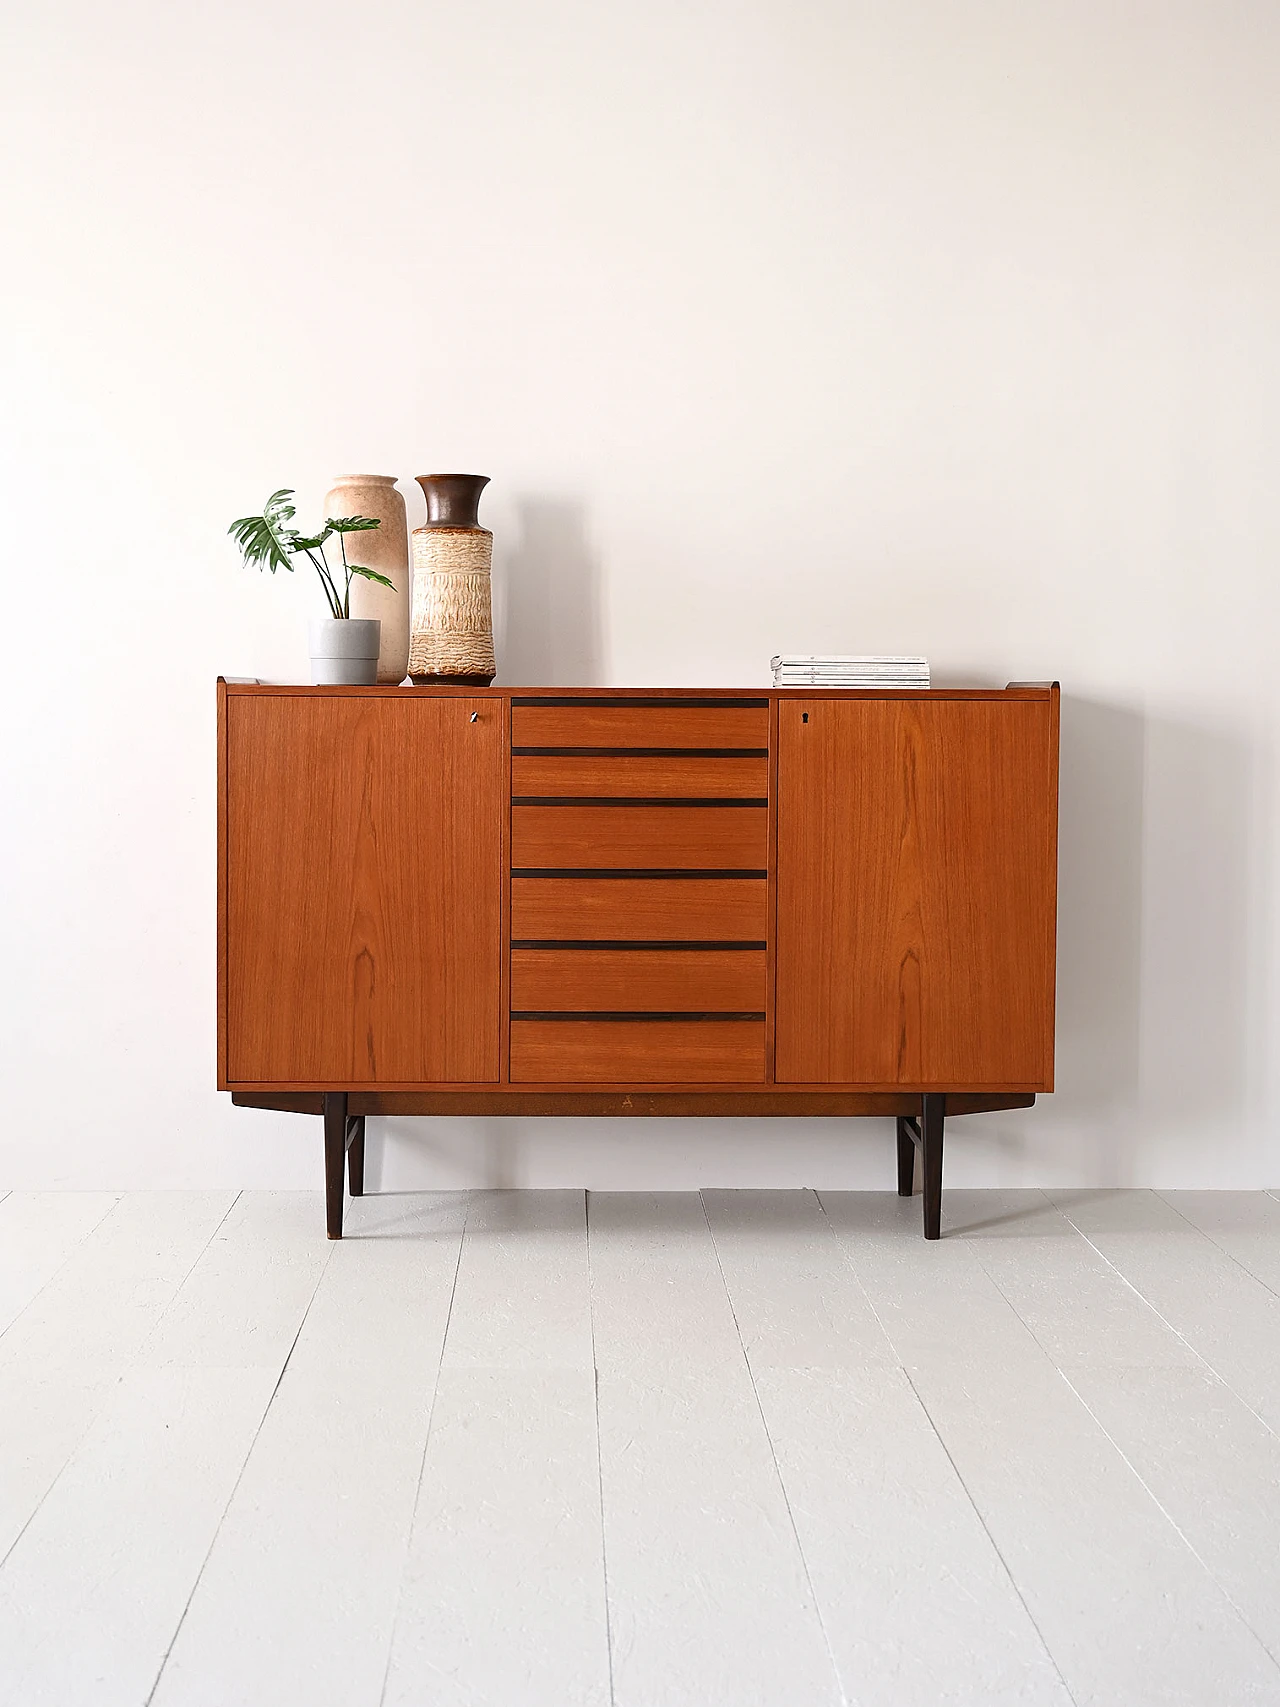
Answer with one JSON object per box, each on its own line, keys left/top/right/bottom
{"left": 512, "top": 753, "right": 768, "bottom": 799}
{"left": 512, "top": 805, "right": 767, "bottom": 870}
{"left": 510, "top": 1018, "right": 766, "bottom": 1083}
{"left": 512, "top": 702, "right": 769, "bottom": 749}
{"left": 511, "top": 948, "right": 767, "bottom": 1011}
{"left": 511, "top": 877, "right": 768, "bottom": 941}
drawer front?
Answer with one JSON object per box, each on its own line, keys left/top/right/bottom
{"left": 512, "top": 805, "right": 767, "bottom": 870}
{"left": 512, "top": 753, "right": 769, "bottom": 799}
{"left": 511, "top": 878, "right": 768, "bottom": 941}
{"left": 510, "top": 1018, "right": 766, "bottom": 1083}
{"left": 512, "top": 703, "right": 769, "bottom": 749}
{"left": 511, "top": 948, "right": 767, "bottom": 1011}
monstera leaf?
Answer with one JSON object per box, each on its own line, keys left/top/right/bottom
{"left": 227, "top": 489, "right": 301, "bottom": 575}
{"left": 327, "top": 516, "right": 381, "bottom": 534}
{"left": 229, "top": 496, "right": 390, "bottom": 619}
{"left": 348, "top": 565, "right": 396, "bottom": 590}
{"left": 331, "top": 516, "right": 392, "bottom": 606}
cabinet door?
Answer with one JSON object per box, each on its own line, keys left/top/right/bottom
{"left": 224, "top": 694, "right": 503, "bottom": 1084}
{"left": 776, "top": 698, "right": 1058, "bottom": 1088}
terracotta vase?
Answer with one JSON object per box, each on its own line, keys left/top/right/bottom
{"left": 408, "top": 474, "right": 495, "bottom": 685}
{"left": 323, "top": 475, "right": 410, "bottom": 683}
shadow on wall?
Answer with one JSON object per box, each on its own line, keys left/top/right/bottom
{"left": 366, "top": 1117, "right": 525, "bottom": 1195}
{"left": 981, "top": 694, "right": 1265, "bottom": 1186}
{"left": 492, "top": 497, "right": 605, "bottom": 687}
{"left": 1130, "top": 708, "right": 1265, "bottom": 1172}
{"left": 1043, "top": 696, "right": 1146, "bottom": 1182}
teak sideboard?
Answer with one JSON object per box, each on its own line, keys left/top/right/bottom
{"left": 217, "top": 681, "right": 1060, "bottom": 1240}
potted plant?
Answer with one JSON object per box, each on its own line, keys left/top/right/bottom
{"left": 229, "top": 489, "right": 397, "bottom": 684}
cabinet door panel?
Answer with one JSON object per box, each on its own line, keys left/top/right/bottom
{"left": 226, "top": 695, "right": 502, "bottom": 1083}
{"left": 776, "top": 699, "right": 1057, "bottom": 1087}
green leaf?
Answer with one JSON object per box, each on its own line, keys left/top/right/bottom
{"left": 227, "top": 489, "right": 300, "bottom": 575}
{"left": 348, "top": 565, "right": 396, "bottom": 590}
{"left": 327, "top": 515, "right": 381, "bottom": 534}
{"left": 289, "top": 529, "right": 333, "bottom": 551}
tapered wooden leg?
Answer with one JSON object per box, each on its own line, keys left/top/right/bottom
{"left": 896, "top": 1117, "right": 915, "bottom": 1196}
{"left": 921, "top": 1092, "right": 946, "bottom": 1240}
{"left": 347, "top": 1115, "right": 365, "bottom": 1197}
{"left": 323, "top": 1092, "right": 348, "bottom": 1240}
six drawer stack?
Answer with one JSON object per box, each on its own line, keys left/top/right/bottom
{"left": 509, "top": 697, "right": 770, "bottom": 1082}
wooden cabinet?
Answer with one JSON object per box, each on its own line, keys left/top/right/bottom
{"left": 222, "top": 691, "right": 504, "bottom": 1086}
{"left": 775, "top": 698, "right": 1058, "bottom": 1088}
{"left": 219, "top": 682, "right": 1059, "bottom": 1239}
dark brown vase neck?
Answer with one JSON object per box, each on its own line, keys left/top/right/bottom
{"left": 415, "top": 473, "right": 490, "bottom": 528}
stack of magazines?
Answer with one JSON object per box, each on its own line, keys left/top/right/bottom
{"left": 770, "top": 655, "right": 930, "bottom": 688}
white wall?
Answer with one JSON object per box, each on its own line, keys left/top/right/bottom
{"left": 2, "top": 0, "right": 1278, "bottom": 1190}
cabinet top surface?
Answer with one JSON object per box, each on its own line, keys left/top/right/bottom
{"left": 218, "top": 680, "right": 1058, "bottom": 701}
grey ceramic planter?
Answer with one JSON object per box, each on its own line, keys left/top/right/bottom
{"left": 308, "top": 618, "right": 381, "bottom": 685}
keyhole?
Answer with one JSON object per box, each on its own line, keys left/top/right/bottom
{"left": 470, "top": 712, "right": 479, "bottom": 723}
{"left": 802, "top": 712, "right": 809, "bottom": 724}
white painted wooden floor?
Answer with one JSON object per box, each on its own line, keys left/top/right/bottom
{"left": 2, "top": 1188, "right": 1280, "bottom": 1706}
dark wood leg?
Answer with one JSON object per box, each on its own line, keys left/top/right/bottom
{"left": 346, "top": 1115, "right": 365, "bottom": 1197}
{"left": 896, "top": 1117, "right": 915, "bottom": 1196}
{"left": 323, "top": 1092, "right": 348, "bottom": 1240}
{"left": 921, "top": 1092, "right": 946, "bottom": 1240}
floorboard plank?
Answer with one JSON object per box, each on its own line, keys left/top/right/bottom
{"left": 703, "top": 1189, "right": 1071, "bottom": 1706}
{"left": 1159, "top": 1190, "right": 1280, "bottom": 1298}
{"left": 964, "top": 1189, "right": 1280, "bottom": 1670}
{"left": 5, "top": 1187, "right": 1279, "bottom": 1707}
{"left": 700, "top": 1187, "right": 897, "bottom": 1373}
{"left": 383, "top": 1191, "right": 609, "bottom": 1707}
{"left": 386, "top": 1367, "right": 608, "bottom": 1707}
{"left": 0, "top": 1192, "right": 236, "bottom": 1561}
{"left": 148, "top": 1192, "right": 469, "bottom": 1707}
{"left": 820, "top": 1191, "right": 1280, "bottom": 1707}
{"left": 0, "top": 1192, "right": 331, "bottom": 1707}
{"left": 0, "top": 1192, "right": 120, "bottom": 1339}
{"left": 589, "top": 1192, "right": 841, "bottom": 1707}
{"left": 436, "top": 1188, "right": 595, "bottom": 1372}
{"left": 1047, "top": 1189, "right": 1280, "bottom": 1434}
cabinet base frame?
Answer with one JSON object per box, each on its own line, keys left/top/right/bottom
{"left": 234, "top": 1089, "right": 1032, "bottom": 1242}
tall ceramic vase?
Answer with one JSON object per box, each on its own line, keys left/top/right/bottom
{"left": 323, "top": 475, "right": 411, "bottom": 684}
{"left": 408, "top": 474, "right": 495, "bottom": 685}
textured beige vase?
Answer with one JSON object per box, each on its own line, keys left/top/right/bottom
{"left": 323, "top": 475, "right": 410, "bottom": 684}
{"left": 408, "top": 474, "right": 495, "bottom": 684}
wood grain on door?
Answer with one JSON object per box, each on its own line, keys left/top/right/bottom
{"left": 775, "top": 696, "right": 1058, "bottom": 1087}
{"left": 225, "top": 694, "right": 503, "bottom": 1083}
